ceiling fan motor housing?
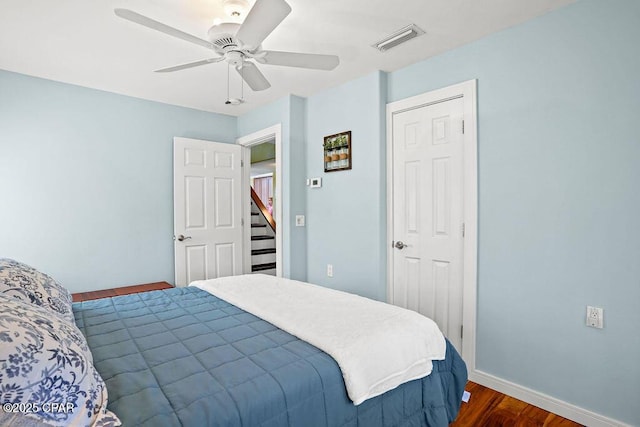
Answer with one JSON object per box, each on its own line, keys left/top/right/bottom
{"left": 226, "top": 51, "right": 244, "bottom": 67}
{"left": 208, "top": 22, "right": 241, "bottom": 52}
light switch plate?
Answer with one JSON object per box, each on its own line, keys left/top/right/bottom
{"left": 310, "top": 178, "right": 322, "bottom": 188}
{"left": 295, "top": 215, "right": 305, "bottom": 227}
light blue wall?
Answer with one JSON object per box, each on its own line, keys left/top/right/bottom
{"left": 288, "top": 96, "right": 308, "bottom": 280}
{"left": 305, "top": 71, "right": 387, "bottom": 300}
{"left": 388, "top": 0, "right": 640, "bottom": 423}
{"left": 0, "top": 70, "right": 237, "bottom": 293}
{"left": 2, "top": 0, "right": 638, "bottom": 422}
{"left": 237, "top": 94, "right": 308, "bottom": 280}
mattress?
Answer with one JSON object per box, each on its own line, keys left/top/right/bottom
{"left": 73, "top": 287, "right": 467, "bottom": 427}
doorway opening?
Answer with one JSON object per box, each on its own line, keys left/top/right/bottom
{"left": 237, "top": 124, "right": 283, "bottom": 277}
{"left": 249, "top": 141, "right": 277, "bottom": 275}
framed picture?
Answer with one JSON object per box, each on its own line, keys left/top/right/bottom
{"left": 323, "top": 131, "right": 352, "bottom": 172}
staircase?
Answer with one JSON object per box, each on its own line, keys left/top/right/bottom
{"left": 250, "top": 198, "right": 276, "bottom": 275}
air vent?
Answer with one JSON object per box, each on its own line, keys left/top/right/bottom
{"left": 372, "top": 24, "right": 425, "bottom": 52}
{"left": 213, "top": 36, "right": 238, "bottom": 50}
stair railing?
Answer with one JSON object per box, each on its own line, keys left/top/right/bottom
{"left": 251, "top": 187, "right": 276, "bottom": 232}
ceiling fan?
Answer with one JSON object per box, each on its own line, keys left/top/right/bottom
{"left": 114, "top": 0, "right": 340, "bottom": 93}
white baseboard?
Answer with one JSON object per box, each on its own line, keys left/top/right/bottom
{"left": 468, "top": 370, "right": 631, "bottom": 427}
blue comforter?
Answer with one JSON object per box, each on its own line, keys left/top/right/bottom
{"left": 73, "top": 287, "right": 467, "bottom": 426}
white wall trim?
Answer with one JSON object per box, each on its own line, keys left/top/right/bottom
{"left": 385, "top": 79, "right": 478, "bottom": 369}
{"left": 470, "top": 370, "right": 631, "bottom": 427}
{"left": 236, "top": 124, "right": 283, "bottom": 277}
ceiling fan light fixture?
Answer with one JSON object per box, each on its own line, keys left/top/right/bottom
{"left": 223, "top": 0, "right": 250, "bottom": 19}
{"left": 373, "top": 24, "right": 425, "bottom": 52}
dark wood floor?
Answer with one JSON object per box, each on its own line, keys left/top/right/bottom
{"left": 452, "top": 381, "right": 582, "bottom": 427}
{"left": 72, "top": 283, "right": 582, "bottom": 426}
{"left": 71, "top": 281, "right": 172, "bottom": 302}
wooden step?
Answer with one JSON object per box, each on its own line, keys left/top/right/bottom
{"left": 251, "top": 223, "right": 267, "bottom": 228}
{"left": 251, "top": 238, "right": 275, "bottom": 250}
{"left": 252, "top": 262, "right": 276, "bottom": 272}
{"left": 251, "top": 212, "right": 259, "bottom": 215}
{"left": 251, "top": 235, "right": 274, "bottom": 241}
{"left": 252, "top": 248, "right": 276, "bottom": 256}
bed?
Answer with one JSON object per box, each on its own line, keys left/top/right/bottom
{"left": 0, "top": 259, "right": 467, "bottom": 427}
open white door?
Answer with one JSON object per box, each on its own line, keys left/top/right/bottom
{"left": 174, "top": 137, "right": 243, "bottom": 286}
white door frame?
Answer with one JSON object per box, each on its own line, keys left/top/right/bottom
{"left": 386, "top": 80, "right": 478, "bottom": 370}
{"left": 237, "top": 124, "right": 283, "bottom": 277}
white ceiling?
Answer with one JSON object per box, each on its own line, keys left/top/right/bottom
{"left": 0, "top": 0, "right": 574, "bottom": 116}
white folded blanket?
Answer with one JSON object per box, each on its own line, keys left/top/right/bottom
{"left": 191, "top": 274, "right": 446, "bottom": 405}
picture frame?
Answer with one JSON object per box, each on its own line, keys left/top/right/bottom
{"left": 323, "top": 131, "right": 352, "bottom": 172}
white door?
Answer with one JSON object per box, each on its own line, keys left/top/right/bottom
{"left": 174, "top": 137, "right": 243, "bottom": 286}
{"left": 391, "top": 97, "right": 465, "bottom": 351}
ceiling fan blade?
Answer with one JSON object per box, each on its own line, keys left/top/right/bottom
{"left": 258, "top": 50, "right": 339, "bottom": 70}
{"left": 235, "top": 0, "right": 292, "bottom": 50}
{"left": 155, "top": 57, "right": 225, "bottom": 73}
{"left": 236, "top": 62, "right": 271, "bottom": 91}
{"left": 114, "top": 9, "right": 214, "bottom": 50}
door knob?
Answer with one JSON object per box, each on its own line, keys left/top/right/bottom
{"left": 394, "top": 241, "right": 408, "bottom": 250}
{"left": 176, "top": 234, "right": 192, "bottom": 242}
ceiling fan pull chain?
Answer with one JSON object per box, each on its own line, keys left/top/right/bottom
{"left": 227, "top": 62, "right": 230, "bottom": 101}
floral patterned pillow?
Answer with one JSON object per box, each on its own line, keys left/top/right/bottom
{"left": 0, "top": 295, "right": 121, "bottom": 427}
{"left": 0, "top": 258, "right": 73, "bottom": 323}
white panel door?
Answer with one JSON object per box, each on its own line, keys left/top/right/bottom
{"left": 174, "top": 137, "right": 243, "bottom": 286}
{"left": 391, "top": 97, "right": 465, "bottom": 351}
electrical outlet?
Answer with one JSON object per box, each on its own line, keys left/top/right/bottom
{"left": 586, "top": 306, "right": 603, "bottom": 329}
{"left": 327, "top": 264, "right": 333, "bottom": 277}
